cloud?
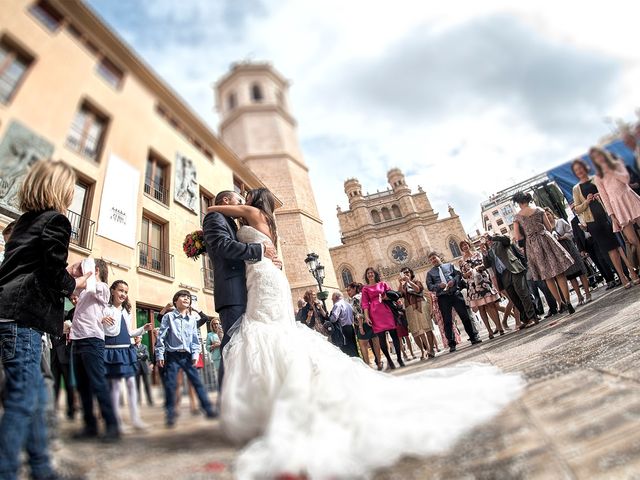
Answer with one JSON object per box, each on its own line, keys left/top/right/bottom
{"left": 83, "top": 1, "right": 637, "bottom": 250}
{"left": 344, "top": 14, "right": 622, "bottom": 136}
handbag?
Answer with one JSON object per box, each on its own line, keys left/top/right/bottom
{"left": 195, "top": 352, "right": 204, "bottom": 369}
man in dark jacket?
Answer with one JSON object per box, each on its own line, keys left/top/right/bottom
{"left": 482, "top": 235, "right": 539, "bottom": 328}
{"left": 426, "top": 252, "right": 481, "bottom": 352}
{"left": 133, "top": 336, "right": 153, "bottom": 406}
{"left": 202, "top": 190, "right": 279, "bottom": 389}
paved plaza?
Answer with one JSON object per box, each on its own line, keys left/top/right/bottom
{"left": 49, "top": 286, "right": 640, "bottom": 480}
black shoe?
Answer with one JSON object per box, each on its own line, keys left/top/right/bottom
{"left": 165, "top": 417, "right": 175, "bottom": 428}
{"left": 205, "top": 408, "right": 219, "bottom": 419}
{"left": 398, "top": 359, "right": 405, "bottom": 367}
{"left": 558, "top": 303, "right": 566, "bottom": 314}
{"left": 387, "top": 360, "right": 397, "bottom": 370}
{"left": 101, "top": 427, "right": 120, "bottom": 443}
{"left": 70, "top": 428, "right": 98, "bottom": 441}
{"left": 471, "top": 338, "right": 482, "bottom": 345}
{"left": 449, "top": 345, "right": 457, "bottom": 353}
{"left": 567, "top": 303, "right": 575, "bottom": 315}
{"left": 544, "top": 310, "right": 557, "bottom": 318}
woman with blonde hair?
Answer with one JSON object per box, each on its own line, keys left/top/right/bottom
{"left": 589, "top": 147, "right": 640, "bottom": 285}
{"left": 298, "top": 289, "right": 329, "bottom": 337}
{"left": 0, "top": 160, "right": 92, "bottom": 479}
{"left": 572, "top": 158, "right": 638, "bottom": 288}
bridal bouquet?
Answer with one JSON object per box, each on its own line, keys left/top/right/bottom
{"left": 183, "top": 230, "right": 206, "bottom": 260}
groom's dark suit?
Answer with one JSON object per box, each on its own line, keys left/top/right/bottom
{"left": 203, "top": 211, "right": 263, "bottom": 389}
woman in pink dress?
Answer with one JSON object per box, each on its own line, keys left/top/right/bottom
{"left": 590, "top": 146, "right": 640, "bottom": 282}
{"left": 361, "top": 267, "right": 405, "bottom": 369}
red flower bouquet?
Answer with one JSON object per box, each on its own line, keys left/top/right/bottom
{"left": 183, "top": 230, "right": 206, "bottom": 260}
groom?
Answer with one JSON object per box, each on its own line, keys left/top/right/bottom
{"left": 202, "top": 190, "right": 279, "bottom": 390}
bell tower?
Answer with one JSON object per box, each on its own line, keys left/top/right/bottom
{"left": 215, "top": 62, "right": 339, "bottom": 302}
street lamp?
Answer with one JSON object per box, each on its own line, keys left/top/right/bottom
{"left": 304, "top": 252, "right": 328, "bottom": 310}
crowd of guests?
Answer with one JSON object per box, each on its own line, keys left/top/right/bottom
{"left": 294, "top": 145, "right": 640, "bottom": 366}
{"left": 1, "top": 138, "right": 639, "bottom": 478}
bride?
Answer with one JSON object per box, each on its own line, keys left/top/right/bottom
{"left": 207, "top": 188, "right": 524, "bottom": 480}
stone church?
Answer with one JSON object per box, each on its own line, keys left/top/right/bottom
{"left": 329, "top": 169, "right": 468, "bottom": 289}
{"left": 215, "top": 63, "right": 339, "bottom": 303}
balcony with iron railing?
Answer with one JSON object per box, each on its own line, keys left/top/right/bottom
{"left": 137, "top": 242, "right": 174, "bottom": 278}
{"left": 144, "top": 178, "right": 170, "bottom": 206}
{"left": 67, "top": 210, "right": 96, "bottom": 251}
{"left": 202, "top": 267, "right": 214, "bottom": 291}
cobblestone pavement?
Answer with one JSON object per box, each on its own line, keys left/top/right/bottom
{"left": 47, "top": 285, "right": 640, "bottom": 480}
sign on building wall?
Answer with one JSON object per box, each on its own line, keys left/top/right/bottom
{"left": 0, "top": 121, "right": 54, "bottom": 216}
{"left": 96, "top": 153, "right": 140, "bottom": 248}
{"left": 174, "top": 153, "right": 198, "bottom": 213}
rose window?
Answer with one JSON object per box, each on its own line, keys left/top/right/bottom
{"left": 391, "top": 245, "right": 409, "bottom": 263}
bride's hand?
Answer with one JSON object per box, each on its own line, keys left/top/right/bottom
{"left": 263, "top": 242, "right": 283, "bottom": 269}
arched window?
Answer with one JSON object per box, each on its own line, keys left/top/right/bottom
{"left": 227, "top": 92, "right": 237, "bottom": 111}
{"left": 381, "top": 207, "right": 391, "bottom": 220}
{"left": 341, "top": 268, "right": 354, "bottom": 288}
{"left": 251, "top": 83, "right": 263, "bottom": 102}
{"left": 371, "top": 210, "right": 381, "bottom": 223}
{"left": 392, "top": 204, "right": 401, "bottom": 218}
{"left": 449, "top": 238, "right": 462, "bottom": 258}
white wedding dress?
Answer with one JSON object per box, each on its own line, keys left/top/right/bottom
{"left": 221, "top": 226, "right": 524, "bottom": 480}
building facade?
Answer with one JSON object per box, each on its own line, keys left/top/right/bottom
{"left": 215, "top": 63, "right": 339, "bottom": 303}
{"left": 329, "top": 169, "right": 468, "bottom": 289}
{"left": 0, "top": 0, "right": 266, "bottom": 347}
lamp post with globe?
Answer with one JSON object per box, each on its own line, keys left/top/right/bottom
{"left": 304, "top": 252, "right": 329, "bottom": 311}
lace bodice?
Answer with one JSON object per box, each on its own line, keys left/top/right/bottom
{"left": 235, "top": 226, "right": 294, "bottom": 326}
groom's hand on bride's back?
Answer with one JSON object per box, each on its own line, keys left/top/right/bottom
{"left": 263, "top": 241, "right": 283, "bottom": 270}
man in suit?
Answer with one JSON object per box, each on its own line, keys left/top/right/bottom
{"left": 482, "top": 234, "right": 538, "bottom": 328}
{"left": 133, "top": 336, "right": 153, "bottom": 407}
{"left": 202, "top": 190, "right": 280, "bottom": 390}
{"left": 426, "top": 252, "right": 480, "bottom": 353}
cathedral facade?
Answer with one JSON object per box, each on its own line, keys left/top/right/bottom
{"left": 330, "top": 169, "right": 468, "bottom": 289}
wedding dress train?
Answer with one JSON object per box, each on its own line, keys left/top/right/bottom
{"left": 221, "top": 226, "right": 524, "bottom": 479}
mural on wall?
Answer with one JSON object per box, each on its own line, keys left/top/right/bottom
{"left": 0, "top": 121, "right": 54, "bottom": 215}
{"left": 174, "top": 153, "right": 198, "bottom": 213}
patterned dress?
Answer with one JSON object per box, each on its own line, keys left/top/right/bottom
{"left": 461, "top": 251, "right": 500, "bottom": 307}
{"left": 515, "top": 208, "right": 574, "bottom": 281}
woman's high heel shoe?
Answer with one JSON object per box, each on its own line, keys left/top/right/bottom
{"left": 577, "top": 296, "right": 584, "bottom": 306}
{"left": 398, "top": 358, "right": 405, "bottom": 368}
{"left": 387, "top": 360, "right": 396, "bottom": 370}
{"left": 585, "top": 293, "right": 592, "bottom": 303}
{"left": 488, "top": 333, "right": 494, "bottom": 339}
{"left": 567, "top": 303, "right": 575, "bottom": 315}
{"left": 498, "top": 329, "right": 505, "bottom": 336}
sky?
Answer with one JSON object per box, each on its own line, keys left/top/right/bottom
{"left": 86, "top": 0, "right": 640, "bottom": 246}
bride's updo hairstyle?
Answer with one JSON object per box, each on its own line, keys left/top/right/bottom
{"left": 246, "top": 188, "right": 278, "bottom": 248}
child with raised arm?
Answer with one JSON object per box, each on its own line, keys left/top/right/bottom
{"left": 70, "top": 258, "right": 121, "bottom": 441}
